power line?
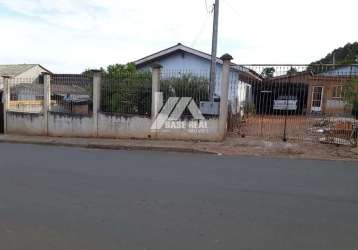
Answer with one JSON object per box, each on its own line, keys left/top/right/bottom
{"left": 191, "top": 13, "right": 211, "bottom": 47}
{"left": 191, "top": 0, "right": 214, "bottom": 47}
{"left": 222, "top": 0, "right": 240, "bottom": 17}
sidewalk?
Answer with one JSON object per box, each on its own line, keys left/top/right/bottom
{"left": 0, "top": 134, "right": 357, "bottom": 161}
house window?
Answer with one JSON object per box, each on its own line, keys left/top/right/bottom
{"left": 332, "top": 85, "right": 343, "bottom": 99}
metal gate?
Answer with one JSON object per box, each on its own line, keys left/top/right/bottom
{"left": 228, "top": 64, "right": 358, "bottom": 145}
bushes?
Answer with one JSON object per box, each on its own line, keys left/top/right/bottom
{"left": 161, "top": 74, "right": 210, "bottom": 105}
{"left": 100, "top": 72, "right": 210, "bottom": 116}
{"left": 343, "top": 78, "right": 358, "bottom": 119}
{"left": 100, "top": 72, "right": 152, "bottom": 116}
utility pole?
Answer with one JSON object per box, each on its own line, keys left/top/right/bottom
{"left": 210, "top": 0, "right": 220, "bottom": 101}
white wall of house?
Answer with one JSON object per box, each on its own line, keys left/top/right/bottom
{"left": 138, "top": 52, "right": 222, "bottom": 74}
{"left": 15, "top": 65, "right": 49, "bottom": 83}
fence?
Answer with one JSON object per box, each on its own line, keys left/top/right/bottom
{"left": 160, "top": 70, "right": 211, "bottom": 117}
{"left": 100, "top": 72, "right": 152, "bottom": 116}
{"left": 9, "top": 77, "right": 44, "bottom": 113}
{"left": 50, "top": 74, "right": 93, "bottom": 115}
{"left": 2, "top": 56, "right": 234, "bottom": 141}
{"left": 228, "top": 64, "right": 358, "bottom": 146}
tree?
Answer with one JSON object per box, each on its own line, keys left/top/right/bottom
{"left": 99, "top": 63, "right": 152, "bottom": 115}
{"left": 82, "top": 67, "right": 106, "bottom": 77}
{"left": 343, "top": 78, "right": 358, "bottom": 118}
{"left": 261, "top": 67, "right": 275, "bottom": 78}
{"left": 82, "top": 63, "right": 138, "bottom": 78}
{"left": 106, "top": 63, "right": 137, "bottom": 78}
{"left": 287, "top": 67, "right": 298, "bottom": 75}
{"left": 311, "top": 42, "right": 358, "bottom": 65}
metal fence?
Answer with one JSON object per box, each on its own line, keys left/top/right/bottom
{"left": 9, "top": 77, "right": 44, "bottom": 113}
{"left": 100, "top": 72, "right": 152, "bottom": 116}
{"left": 228, "top": 64, "right": 358, "bottom": 146}
{"left": 160, "top": 70, "right": 211, "bottom": 109}
{"left": 50, "top": 74, "right": 93, "bottom": 115}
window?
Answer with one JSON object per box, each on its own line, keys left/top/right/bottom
{"left": 332, "top": 85, "right": 343, "bottom": 99}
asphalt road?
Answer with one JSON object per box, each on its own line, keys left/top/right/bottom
{"left": 0, "top": 143, "right": 357, "bottom": 250}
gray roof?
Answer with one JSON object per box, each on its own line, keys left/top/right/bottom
{"left": 133, "top": 43, "right": 228, "bottom": 67}
{"left": 0, "top": 64, "right": 47, "bottom": 77}
{"left": 133, "top": 43, "right": 262, "bottom": 81}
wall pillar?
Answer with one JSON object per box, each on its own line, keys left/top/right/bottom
{"left": 218, "top": 54, "right": 233, "bottom": 140}
{"left": 43, "top": 74, "right": 51, "bottom": 135}
{"left": 92, "top": 70, "right": 102, "bottom": 137}
{"left": 151, "top": 64, "right": 162, "bottom": 121}
{"left": 2, "top": 76, "right": 11, "bottom": 134}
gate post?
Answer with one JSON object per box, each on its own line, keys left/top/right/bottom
{"left": 92, "top": 70, "right": 102, "bottom": 137}
{"left": 43, "top": 73, "right": 51, "bottom": 135}
{"left": 151, "top": 63, "right": 162, "bottom": 121}
{"left": 219, "top": 54, "right": 233, "bottom": 140}
{"left": 2, "top": 75, "right": 11, "bottom": 134}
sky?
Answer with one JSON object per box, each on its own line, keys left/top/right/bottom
{"left": 0, "top": 0, "right": 357, "bottom": 73}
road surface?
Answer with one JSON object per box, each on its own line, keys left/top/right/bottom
{"left": 0, "top": 143, "right": 357, "bottom": 250}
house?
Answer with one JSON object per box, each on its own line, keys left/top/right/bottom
{"left": 133, "top": 43, "right": 261, "bottom": 114}
{"left": 0, "top": 64, "right": 51, "bottom": 90}
{"left": 307, "top": 65, "right": 358, "bottom": 115}
{"left": 252, "top": 72, "right": 310, "bottom": 115}
{"left": 254, "top": 65, "right": 358, "bottom": 116}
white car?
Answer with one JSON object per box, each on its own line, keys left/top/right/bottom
{"left": 273, "top": 96, "right": 298, "bottom": 111}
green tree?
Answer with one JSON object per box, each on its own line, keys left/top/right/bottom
{"left": 311, "top": 42, "right": 358, "bottom": 65}
{"left": 261, "top": 67, "right": 275, "bottom": 78}
{"left": 343, "top": 78, "right": 358, "bottom": 118}
{"left": 100, "top": 64, "right": 152, "bottom": 115}
{"left": 82, "top": 67, "right": 106, "bottom": 77}
{"left": 106, "top": 63, "right": 137, "bottom": 78}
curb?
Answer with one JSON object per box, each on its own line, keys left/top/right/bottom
{"left": 0, "top": 138, "right": 216, "bottom": 155}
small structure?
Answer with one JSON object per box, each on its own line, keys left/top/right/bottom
{"left": 10, "top": 83, "right": 91, "bottom": 115}
{"left": 50, "top": 74, "right": 93, "bottom": 115}
{"left": 0, "top": 64, "right": 51, "bottom": 90}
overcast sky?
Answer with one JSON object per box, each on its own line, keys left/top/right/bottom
{"left": 0, "top": 0, "right": 357, "bottom": 73}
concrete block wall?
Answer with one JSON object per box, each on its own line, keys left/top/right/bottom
{"left": 6, "top": 112, "right": 45, "bottom": 136}
{"left": 97, "top": 113, "right": 153, "bottom": 139}
{"left": 48, "top": 112, "right": 94, "bottom": 138}
{"left": 5, "top": 111, "right": 221, "bottom": 141}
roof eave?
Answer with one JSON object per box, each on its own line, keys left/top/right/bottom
{"left": 133, "top": 44, "right": 227, "bottom": 67}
